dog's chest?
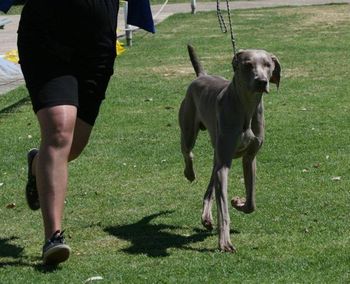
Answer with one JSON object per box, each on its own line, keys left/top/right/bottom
{"left": 235, "top": 129, "right": 256, "bottom": 156}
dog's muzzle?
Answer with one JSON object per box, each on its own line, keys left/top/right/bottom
{"left": 254, "top": 78, "right": 269, "bottom": 93}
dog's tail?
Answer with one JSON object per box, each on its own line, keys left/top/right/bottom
{"left": 187, "top": 44, "right": 206, "bottom": 77}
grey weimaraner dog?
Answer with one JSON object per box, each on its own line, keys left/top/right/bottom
{"left": 179, "top": 45, "right": 281, "bottom": 252}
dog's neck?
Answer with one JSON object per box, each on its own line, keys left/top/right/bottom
{"left": 231, "top": 80, "right": 263, "bottom": 114}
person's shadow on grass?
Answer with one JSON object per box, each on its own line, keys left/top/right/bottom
{"left": 104, "top": 210, "right": 214, "bottom": 257}
{"left": 0, "top": 236, "right": 60, "bottom": 272}
{"left": 0, "top": 236, "right": 25, "bottom": 268}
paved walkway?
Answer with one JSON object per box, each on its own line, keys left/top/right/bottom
{"left": 0, "top": 0, "right": 349, "bottom": 94}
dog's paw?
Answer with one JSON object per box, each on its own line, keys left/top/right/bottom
{"left": 219, "top": 243, "right": 237, "bottom": 253}
{"left": 184, "top": 168, "right": 196, "bottom": 182}
{"left": 201, "top": 219, "right": 214, "bottom": 231}
{"left": 231, "top": 197, "right": 255, "bottom": 214}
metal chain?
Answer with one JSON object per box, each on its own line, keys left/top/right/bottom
{"left": 225, "top": 0, "right": 237, "bottom": 55}
{"left": 216, "top": 0, "right": 237, "bottom": 55}
{"left": 216, "top": 0, "right": 227, "bottom": 33}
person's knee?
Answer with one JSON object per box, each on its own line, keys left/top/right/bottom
{"left": 44, "top": 127, "right": 74, "bottom": 150}
{"left": 37, "top": 105, "right": 77, "bottom": 151}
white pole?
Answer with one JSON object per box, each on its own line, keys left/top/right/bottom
{"left": 191, "top": 0, "right": 196, "bottom": 14}
{"left": 124, "top": 1, "right": 133, "bottom": 46}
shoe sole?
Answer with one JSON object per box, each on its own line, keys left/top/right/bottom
{"left": 26, "top": 148, "right": 40, "bottom": 210}
{"left": 43, "top": 244, "right": 71, "bottom": 265}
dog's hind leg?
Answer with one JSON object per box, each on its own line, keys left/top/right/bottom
{"left": 179, "top": 100, "right": 200, "bottom": 182}
{"left": 201, "top": 163, "right": 216, "bottom": 230}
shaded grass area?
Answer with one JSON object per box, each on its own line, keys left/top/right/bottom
{"left": 1, "top": 4, "right": 350, "bottom": 283}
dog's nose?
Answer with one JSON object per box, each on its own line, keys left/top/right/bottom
{"left": 255, "top": 78, "right": 269, "bottom": 93}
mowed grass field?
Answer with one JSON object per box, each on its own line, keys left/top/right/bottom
{"left": 1, "top": 4, "right": 350, "bottom": 283}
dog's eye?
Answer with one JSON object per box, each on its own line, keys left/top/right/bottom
{"left": 264, "top": 62, "right": 271, "bottom": 68}
{"left": 243, "top": 62, "right": 253, "bottom": 68}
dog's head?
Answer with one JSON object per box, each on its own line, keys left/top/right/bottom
{"left": 232, "top": 49, "right": 281, "bottom": 94}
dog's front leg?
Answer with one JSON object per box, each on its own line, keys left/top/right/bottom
{"left": 214, "top": 105, "right": 241, "bottom": 252}
{"left": 215, "top": 165, "right": 236, "bottom": 252}
{"left": 232, "top": 155, "right": 257, "bottom": 213}
{"left": 232, "top": 103, "right": 264, "bottom": 214}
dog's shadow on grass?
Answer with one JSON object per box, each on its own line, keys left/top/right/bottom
{"left": 104, "top": 210, "right": 215, "bottom": 257}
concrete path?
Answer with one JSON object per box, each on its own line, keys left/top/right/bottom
{"left": 0, "top": 0, "right": 349, "bottom": 95}
{"left": 152, "top": 0, "right": 350, "bottom": 18}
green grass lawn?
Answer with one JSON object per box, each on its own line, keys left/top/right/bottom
{"left": 1, "top": 4, "right": 350, "bottom": 283}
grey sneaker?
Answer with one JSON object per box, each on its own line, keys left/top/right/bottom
{"left": 25, "top": 148, "right": 40, "bottom": 210}
{"left": 42, "top": 230, "right": 71, "bottom": 265}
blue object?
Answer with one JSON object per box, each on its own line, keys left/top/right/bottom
{"left": 127, "top": 0, "right": 155, "bottom": 33}
{"left": 0, "top": 0, "right": 156, "bottom": 33}
{"left": 0, "top": 0, "right": 16, "bottom": 13}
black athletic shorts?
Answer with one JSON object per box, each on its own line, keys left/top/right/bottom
{"left": 17, "top": 0, "right": 119, "bottom": 125}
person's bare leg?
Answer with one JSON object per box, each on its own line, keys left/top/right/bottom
{"left": 35, "top": 105, "right": 77, "bottom": 239}
{"left": 29, "top": 115, "right": 93, "bottom": 239}
{"left": 69, "top": 118, "right": 93, "bottom": 161}
{"left": 31, "top": 118, "right": 93, "bottom": 171}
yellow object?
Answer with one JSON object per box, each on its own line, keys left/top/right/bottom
{"left": 3, "top": 43, "right": 124, "bottom": 64}
{"left": 4, "top": 49, "right": 19, "bottom": 64}
{"left": 116, "top": 40, "right": 126, "bottom": 55}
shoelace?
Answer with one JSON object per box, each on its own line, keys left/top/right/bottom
{"left": 47, "top": 230, "right": 65, "bottom": 244}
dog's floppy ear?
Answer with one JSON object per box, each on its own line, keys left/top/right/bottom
{"left": 270, "top": 54, "right": 281, "bottom": 89}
